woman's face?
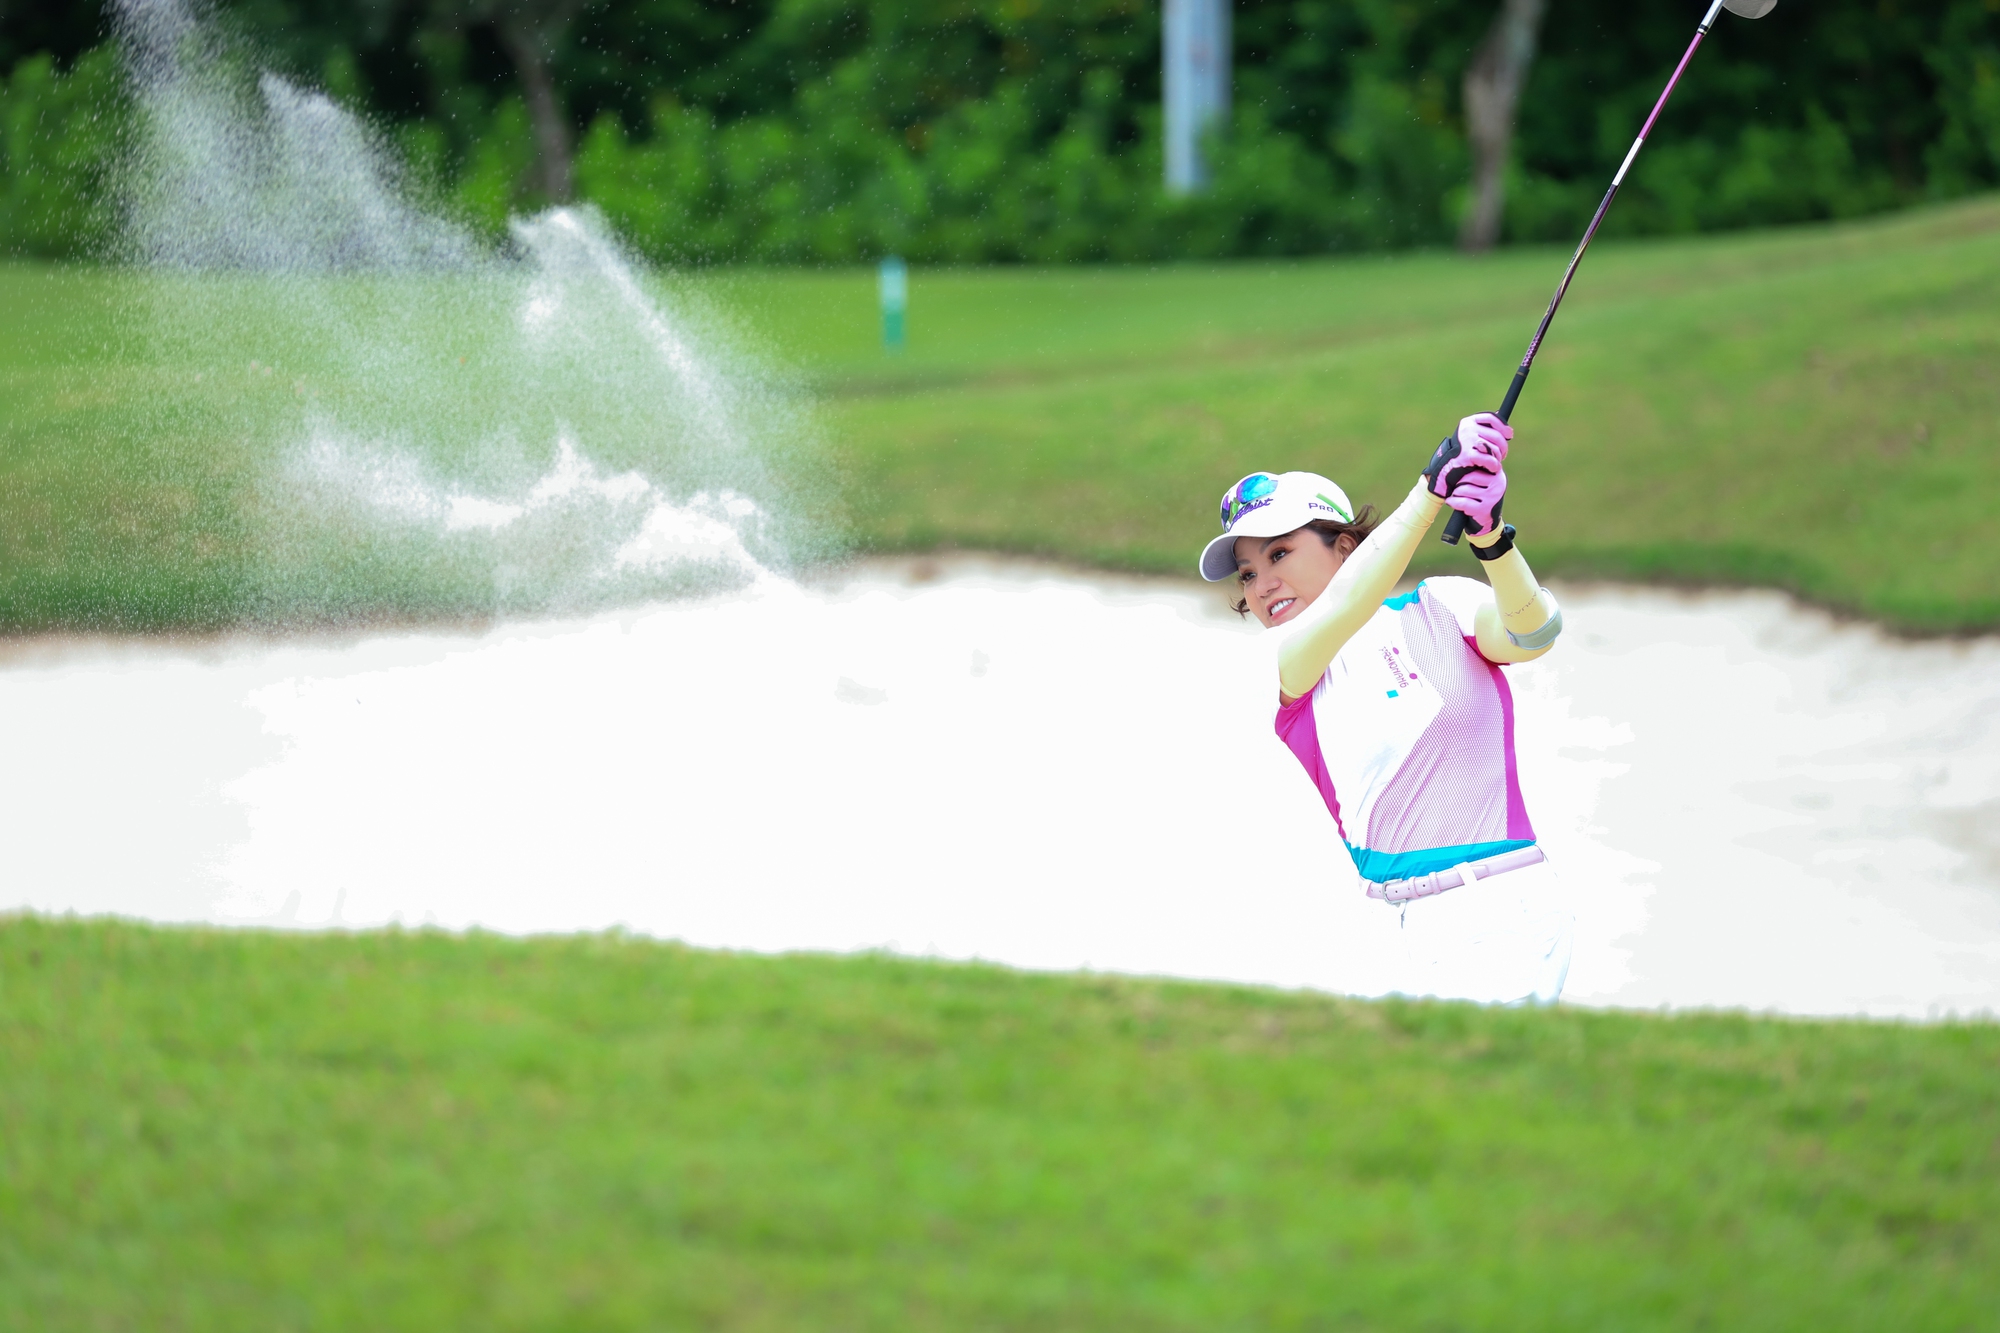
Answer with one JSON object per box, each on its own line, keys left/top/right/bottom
{"left": 1234, "top": 528, "right": 1354, "bottom": 628}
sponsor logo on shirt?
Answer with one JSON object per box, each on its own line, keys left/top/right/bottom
{"left": 1380, "top": 645, "right": 1416, "bottom": 698}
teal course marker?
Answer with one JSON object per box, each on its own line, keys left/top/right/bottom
{"left": 879, "top": 255, "right": 908, "bottom": 351}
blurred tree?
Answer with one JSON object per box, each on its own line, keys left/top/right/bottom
{"left": 1459, "top": 0, "right": 1546, "bottom": 251}
{"left": 420, "top": 0, "right": 596, "bottom": 202}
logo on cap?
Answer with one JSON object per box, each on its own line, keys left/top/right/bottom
{"left": 1221, "top": 473, "right": 1279, "bottom": 530}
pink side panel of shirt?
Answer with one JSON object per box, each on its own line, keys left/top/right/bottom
{"left": 1275, "top": 691, "right": 1346, "bottom": 844}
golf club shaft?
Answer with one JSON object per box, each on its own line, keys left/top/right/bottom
{"left": 1442, "top": 0, "right": 1730, "bottom": 544}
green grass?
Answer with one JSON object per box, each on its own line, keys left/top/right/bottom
{"left": 4, "top": 197, "right": 1999, "bottom": 630}
{"left": 752, "top": 197, "right": 1999, "bottom": 632}
{"left": 3, "top": 917, "right": 1995, "bottom": 1330}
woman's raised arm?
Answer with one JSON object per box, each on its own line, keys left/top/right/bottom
{"left": 1467, "top": 529, "right": 1563, "bottom": 664}
{"left": 1274, "top": 480, "right": 1444, "bottom": 699}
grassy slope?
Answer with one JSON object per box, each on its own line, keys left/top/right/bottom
{"left": 0, "top": 268, "right": 247, "bottom": 628}
{"left": 2, "top": 198, "right": 1996, "bottom": 631}
{"left": 3, "top": 918, "right": 1995, "bottom": 1330}
{"left": 723, "top": 196, "right": 2000, "bottom": 631}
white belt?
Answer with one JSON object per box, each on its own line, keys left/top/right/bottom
{"left": 1365, "top": 846, "right": 1546, "bottom": 904}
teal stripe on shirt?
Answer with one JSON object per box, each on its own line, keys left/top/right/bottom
{"left": 1345, "top": 838, "right": 1535, "bottom": 884}
{"left": 1381, "top": 582, "right": 1426, "bottom": 612}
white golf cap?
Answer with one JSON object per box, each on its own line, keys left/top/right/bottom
{"left": 1198, "top": 471, "right": 1358, "bottom": 582}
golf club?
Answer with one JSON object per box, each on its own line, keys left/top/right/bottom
{"left": 1441, "top": 0, "right": 1779, "bottom": 544}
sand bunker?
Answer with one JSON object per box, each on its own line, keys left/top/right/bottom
{"left": 3, "top": 561, "right": 1995, "bottom": 1020}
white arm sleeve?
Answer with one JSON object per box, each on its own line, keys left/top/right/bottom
{"left": 1434, "top": 548, "right": 1562, "bottom": 664}
{"left": 1274, "top": 480, "right": 1446, "bottom": 699}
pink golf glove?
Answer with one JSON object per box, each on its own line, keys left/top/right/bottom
{"left": 1442, "top": 463, "right": 1507, "bottom": 536}
{"left": 1422, "top": 412, "right": 1511, "bottom": 501}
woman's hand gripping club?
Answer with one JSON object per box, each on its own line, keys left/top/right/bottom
{"left": 1423, "top": 413, "right": 1511, "bottom": 536}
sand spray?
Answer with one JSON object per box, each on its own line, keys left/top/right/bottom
{"left": 110, "top": 0, "right": 824, "bottom": 626}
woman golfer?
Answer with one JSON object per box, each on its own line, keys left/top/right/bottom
{"left": 1200, "top": 414, "right": 1572, "bottom": 1004}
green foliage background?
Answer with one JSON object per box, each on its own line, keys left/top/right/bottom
{"left": 4, "top": 0, "right": 2000, "bottom": 263}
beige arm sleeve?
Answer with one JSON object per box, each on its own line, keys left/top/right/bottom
{"left": 1469, "top": 536, "right": 1562, "bottom": 664}
{"left": 1275, "top": 480, "right": 1446, "bottom": 699}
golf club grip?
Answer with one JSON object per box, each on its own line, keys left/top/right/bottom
{"left": 1440, "top": 366, "right": 1531, "bottom": 545}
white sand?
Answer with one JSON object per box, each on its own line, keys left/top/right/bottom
{"left": 4, "top": 559, "right": 1995, "bottom": 1020}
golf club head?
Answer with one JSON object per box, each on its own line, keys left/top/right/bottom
{"left": 1723, "top": 0, "right": 1777, "bottom": 16}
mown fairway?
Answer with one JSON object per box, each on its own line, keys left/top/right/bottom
{"left": 3, "top": 917, "right": 1996, "bottom": 1331}
{"left": 753, "top": 196, "right": 2000, "bottom": 631}
{"left": 3, "top": 196, "right": 1997, "bottom": 630}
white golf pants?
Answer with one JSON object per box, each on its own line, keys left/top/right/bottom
{"left": 1389, "top": 858, "right": 1573, "bottom": 1006}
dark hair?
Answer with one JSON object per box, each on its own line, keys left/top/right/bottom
{"left": 1229, "top": 508, "right": 1381, "bottom": 617}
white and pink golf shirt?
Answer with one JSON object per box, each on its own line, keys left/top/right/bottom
{"left": 1275, "top": 576, "right": 1535, "bottom": 885}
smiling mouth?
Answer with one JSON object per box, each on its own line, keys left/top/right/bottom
{"left": 1267, "top": 597, "right": 1297, "bottom": 621}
